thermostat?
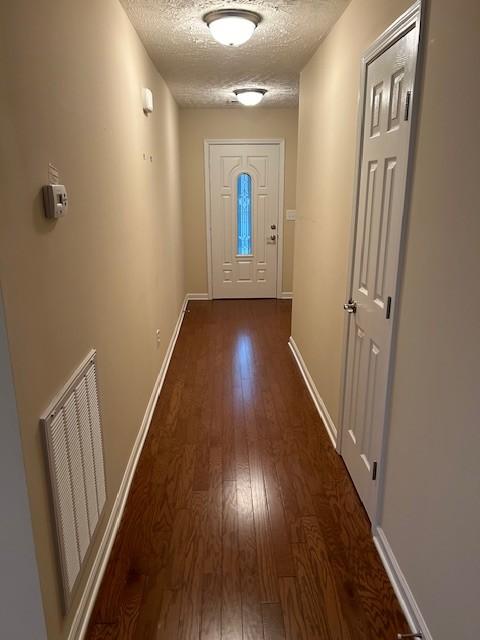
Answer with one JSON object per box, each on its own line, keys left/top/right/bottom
{"left": 43, "top": 184, "right": 68, "bottom": 219}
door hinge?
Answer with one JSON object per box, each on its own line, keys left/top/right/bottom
{"left": 404, "top": 90, "right": 412, "bottom": 121}
{"left": 386, "top": 296, "right": 392, "bottom": 319}
{"left": 372, "top": 461, "right": 378, "bottom": 481}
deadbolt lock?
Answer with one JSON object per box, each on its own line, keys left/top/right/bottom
{"left": 270, "top": 224, "right": 276, "bottom": 230}
{"left": 343, "top": 298, "right": 357, "bottom": 314}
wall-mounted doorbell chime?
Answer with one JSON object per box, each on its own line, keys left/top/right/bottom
{"left": 142, "top": 87, "right": 153, "bottom": 114}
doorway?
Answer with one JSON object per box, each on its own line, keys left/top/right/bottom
{"left": 205, "top": 140, "right": 284, "bottom": 299}
{"left": 340, "top": 3, "right": 422, "bottom": 522}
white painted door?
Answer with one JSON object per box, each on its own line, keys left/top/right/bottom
{"left": 341, "top": 22, "right": 420, "bottom": 520}
{"left": 208, "top": 143, "right": 280, "bottom": 298}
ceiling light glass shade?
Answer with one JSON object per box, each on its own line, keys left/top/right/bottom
{"left": 204, "top": 10, "right": 261, "bottom": 47}
{"left": 234, "top": 89, "right": 267, "bottom": 106}
{"left": 209, "top": 16, "right": 255, "bottom": 46}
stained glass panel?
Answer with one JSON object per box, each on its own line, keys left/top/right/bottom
{"left": 237, "top": 173, "right": 252, "bottom": 255}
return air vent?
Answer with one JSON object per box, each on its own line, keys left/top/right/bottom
{"left": 41, "top": 350, "right": 106, "bottom": 609}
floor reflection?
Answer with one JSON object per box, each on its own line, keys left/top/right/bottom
{"left": 233, "top": 332, "right": 255, "bottom": 391}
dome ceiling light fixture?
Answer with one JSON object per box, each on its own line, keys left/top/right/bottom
{"left": 234, "top": 88, "right": 267, "bottom": 106}
{"left": 203, "top": 9, "right": 262, "bottom": 47}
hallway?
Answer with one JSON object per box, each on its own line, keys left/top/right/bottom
{"left": 87, "top": 300, "right": 408, "bottom": 639}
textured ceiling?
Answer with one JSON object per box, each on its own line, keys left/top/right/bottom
{"left": 120, "top": 0, "right": 350, "bottom": 107}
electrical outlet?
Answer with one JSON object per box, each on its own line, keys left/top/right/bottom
{"left": 156, "top": 329, "right": 161, "bottom": 344}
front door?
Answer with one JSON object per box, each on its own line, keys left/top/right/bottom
{"left": 208, "top": 142, "right": 281, "bottom": 298}
{"left": 341, "top": 14, "right": 420, "bottom": 520}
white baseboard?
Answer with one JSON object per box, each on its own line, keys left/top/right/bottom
{"left": 68, "top": 295, "right": 188, "bottom": 640}
{"left": 187, "top": 292, "right": 292, "bottom": 301}
{"left": 373, "top": 526, "right": 432, "bottom": 640}
{"left": 288, "top": 336, "right": 337, "bottom": 448}
{"left": 186, "top": 292, "right": 210, "bottom": 300}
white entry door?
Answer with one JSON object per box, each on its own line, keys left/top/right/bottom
{"left": 208, "top": 142, "right": 281, "bottom": 298}
{"left": 341, "top": 10, "right": 420, "bottom": 521}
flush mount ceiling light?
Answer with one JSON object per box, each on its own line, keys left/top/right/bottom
{"left": 234, "top": 88, "right": 267, "bottom": 106}
{"left": 203, "top": 9, "right": 262, "bottom": 47}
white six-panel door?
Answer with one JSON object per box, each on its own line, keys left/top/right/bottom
{"left": 208, "top": 143, "right": 281, "bottom": 299}
{"left": 341, "top": 18, "right": 420, "bottom": 521}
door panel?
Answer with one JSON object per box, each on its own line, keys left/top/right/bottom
{"left": 209, "top": 143, "right": 280, "bottom": 298}
{"left": 342, "top": 24, "right": 419, "bottom": 520}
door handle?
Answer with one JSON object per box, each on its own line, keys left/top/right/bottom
{"left": 269, "top": 234, "right": 276, "bottom": 242}
{"left": 343, "top": 298, "right": 357, "bottom": 314}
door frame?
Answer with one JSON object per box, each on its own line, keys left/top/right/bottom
{"left": 204, "top": 138, "right": 285, "bottom": 300}
{"left": 0, "top": 291, "right": 47, "bottom": 638}
{"left": 337, "top": 0, "right": 424, "bottom": 525}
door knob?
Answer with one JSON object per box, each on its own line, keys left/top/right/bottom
{"left": 270, "top": 234, "right": 277, "bottom": 242}
{"left": 343, "top": 298, "right": 357, "bottom": 314}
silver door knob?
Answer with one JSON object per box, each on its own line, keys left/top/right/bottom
{"left": 343, "top": 299, "right": 357, "bottom": 314}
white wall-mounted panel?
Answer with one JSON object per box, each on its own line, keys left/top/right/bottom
{"left": 42, "top": 351, "right": 106, "bottom": 609}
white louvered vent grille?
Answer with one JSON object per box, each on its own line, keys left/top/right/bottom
{"left": 41, "top": 350, "right": 106, "bottom": 609}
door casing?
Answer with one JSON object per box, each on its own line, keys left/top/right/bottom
{"left": 204, "top": 139, "right": 285, "bottom": 300}
{"left": 338, "top": 0, "right": 424, "bottom": 526}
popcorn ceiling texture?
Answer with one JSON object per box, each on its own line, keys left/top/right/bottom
{"left": 120, "top": 0, "right": 350, "bottom": 107}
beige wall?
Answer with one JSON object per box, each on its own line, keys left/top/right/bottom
{"left": 179, "top": 108, "right": 298, "bottom": 294}
{"left": 292, "top": 0, "right": 480, "bottom": 638}
{"left": 0, "top": 1, "right": 185, "bottom": 638}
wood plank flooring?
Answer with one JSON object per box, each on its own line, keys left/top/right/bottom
{"left": 87, "top": 300, "right": 409, "bottom": 639}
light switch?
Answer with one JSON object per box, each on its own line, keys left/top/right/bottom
{"left": 43, "top": 184, "right": 68, "bottom": 219}
{"left": 286, "top": 209, "right": 297, "bottom": 221}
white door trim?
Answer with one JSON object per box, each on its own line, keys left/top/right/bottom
{"left": 204, "top": 138, "right": 285, "bottom": 300}
{"left": 0, "top": 292, "right": 47, "bottom": 639}
{"left": 338, "top": 0, "right": 424, "bottom": 524}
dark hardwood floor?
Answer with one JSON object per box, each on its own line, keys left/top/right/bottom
{"left": 87, "top": 299, "right": 409, "bottom": 639}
